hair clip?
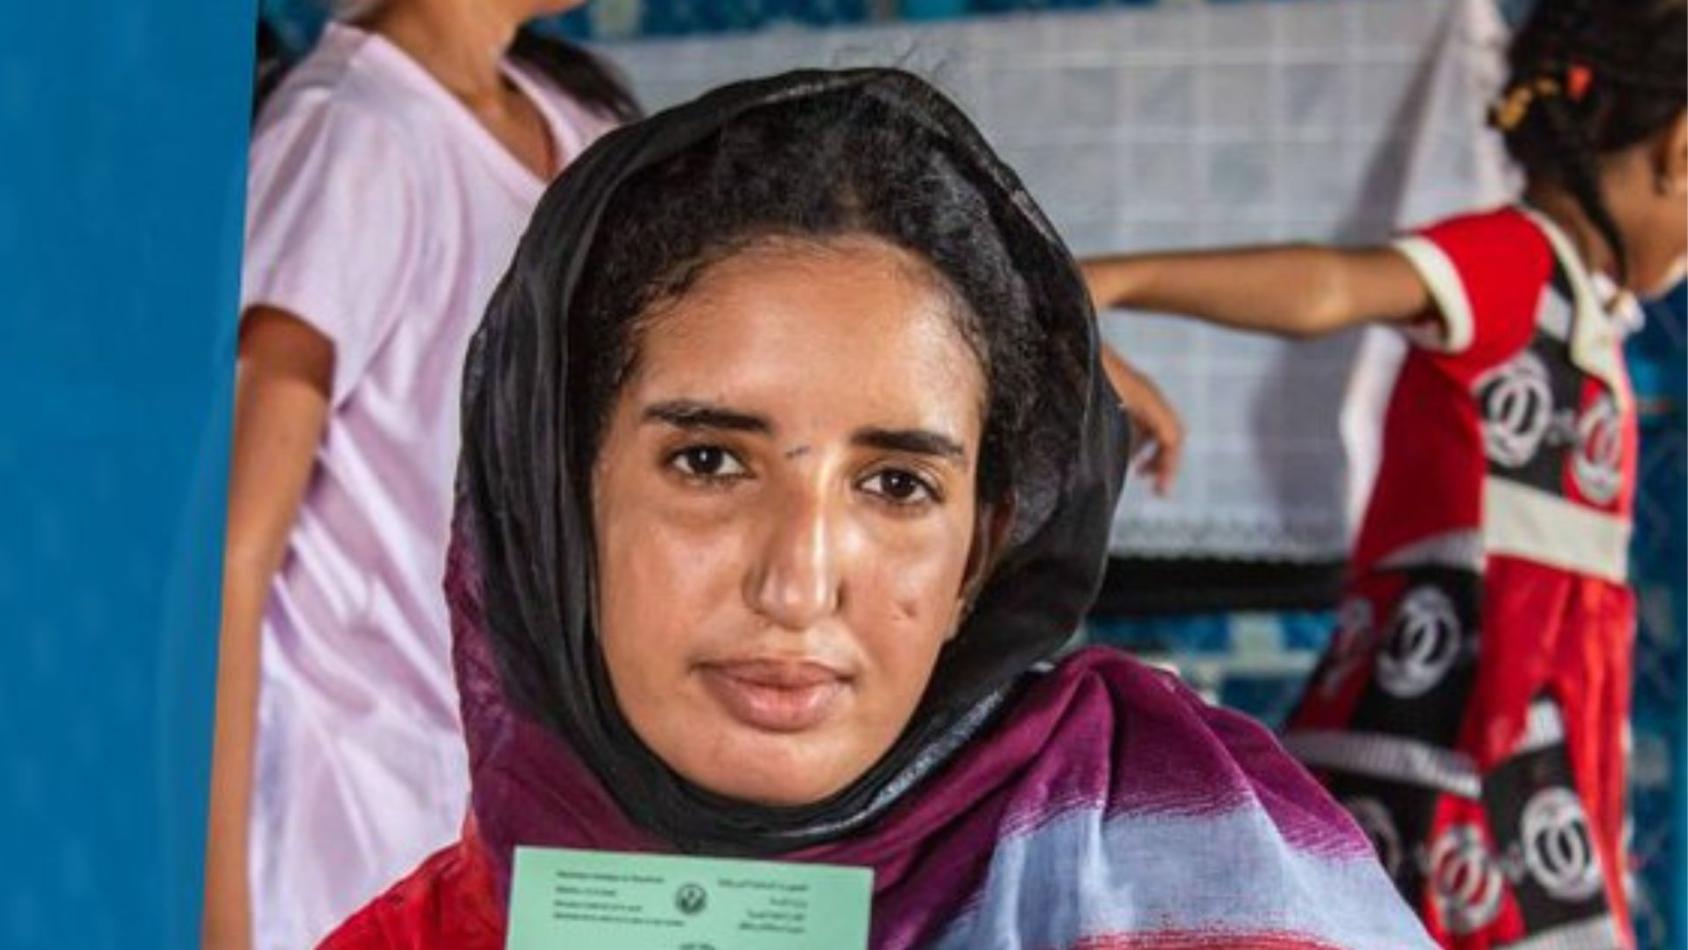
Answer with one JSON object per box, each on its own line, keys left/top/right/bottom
{"left": 1567, "top": 62, "right": 1594, "bottom": 101}
{"left": 1492, "top": 77, "right": 1564, "bottom": 132}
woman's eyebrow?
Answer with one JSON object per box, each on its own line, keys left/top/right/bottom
{"left": 642, "top": 399, "right": 771, "bottom": 434}
{"left": 853, "top": 427, "right": 966, "bottom": 461}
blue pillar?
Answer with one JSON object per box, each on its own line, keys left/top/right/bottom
{"left": 0, "top": 3, "right": 252, "bottom": 946}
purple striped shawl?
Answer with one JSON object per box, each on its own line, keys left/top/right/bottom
{"left": 447, "top": 536, "right": 1432, "bottom": 949}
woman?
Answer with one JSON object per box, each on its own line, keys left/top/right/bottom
{"left": 1081, "top": 2, "right": 1685, "bottom": 944}
{"left": 205, "top": 2, "right": 637, "bottom": 947}
{"left": 325, "top": 69, "right": 1431, "bottom": 948}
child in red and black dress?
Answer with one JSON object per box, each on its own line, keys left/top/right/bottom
{"left": 1082, "top": 1, "right": 1686, "bottom": 946}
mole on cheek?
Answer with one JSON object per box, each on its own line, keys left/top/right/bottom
{"left": 892, "top": 597, "right": 921, "bottom": 623}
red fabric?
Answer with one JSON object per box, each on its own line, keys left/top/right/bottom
{"left": 1293, "top": 562, "right": 1634, "bottom": 949}
{"left": 1467, "top": 558, "right": 1634, "bottom": 936}
{"left": 1291, "top": 207, "right": 1638, "bottom": 949}
{"left": 1417, "top": 210, "right": 1553, "bottom": 379}
{"left": 1352, "top": 210, "right": 1552, "bottom": 571}
{"left": 319, "top": 826, "right": 504, "bottom": 950}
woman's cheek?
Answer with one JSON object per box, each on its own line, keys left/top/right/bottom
{"left": 605, "top": 508, "right": 749, "bottom": 656}
{"left": 854, "top": 542, "right": 967, "bottom": 679}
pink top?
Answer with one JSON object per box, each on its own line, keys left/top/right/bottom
{"left": 238, "top": 22, "right": 615, "bottom": 949}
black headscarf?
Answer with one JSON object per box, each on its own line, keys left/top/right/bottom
{"left": 458, "top": 68, "right": 1129, "bottom": 854}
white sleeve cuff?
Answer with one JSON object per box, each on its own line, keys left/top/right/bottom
{"left": 1391, "top": 236, "right": 1475, "bottom": 355}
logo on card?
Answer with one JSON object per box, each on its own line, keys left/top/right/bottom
{"left": 675, "top": 883, "right": 709, "bottom": 916}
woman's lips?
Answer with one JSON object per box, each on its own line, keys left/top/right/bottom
{"left": 698, "top": 660, "right": 849, "bottom": 733}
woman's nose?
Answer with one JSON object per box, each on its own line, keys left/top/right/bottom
{"left": 745, "top": 485, "right": 843, "bottom": 630}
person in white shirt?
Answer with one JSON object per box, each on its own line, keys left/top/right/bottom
{"left": 203, "top": 3, "right": 636, "bottom": 947}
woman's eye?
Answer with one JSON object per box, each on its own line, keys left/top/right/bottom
{"left": 862, "top": 469, "right": 937, "bottom": 505}
{"left": 669, "top": 445, "right": 747, "bottom": 480}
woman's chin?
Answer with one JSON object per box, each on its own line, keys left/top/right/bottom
{"left": 674, "top": 729, "right": 865, "bottom": 808}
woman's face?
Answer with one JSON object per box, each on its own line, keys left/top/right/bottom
{"left": 591, "top": 236, "right": 990, "bottom": 807}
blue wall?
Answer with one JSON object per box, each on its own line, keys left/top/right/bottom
{"left": 0, "top": 3, "right": 252, "bottom": 946}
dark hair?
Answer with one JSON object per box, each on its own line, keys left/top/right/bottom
{"left": 567, "top": 86, "right": 1049, "bottom": 507}
{"left": 254, "top": 18, "right": 294, "bottom": 118}
{"left": 1497, "top": 0, "right": 1686, "bottom": 281}
{"left": 252, "top": 21, "right": 640, "bottom": 124}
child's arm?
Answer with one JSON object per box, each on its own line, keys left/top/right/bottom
{"left": 1100, "top": 346, "right": 1184, "bottom": 495}
{"left": 1081, "top": 244, "right": 1433, "bottom": 338}
{"left": 204, "top": 308, "right": 334, "bottom": 950}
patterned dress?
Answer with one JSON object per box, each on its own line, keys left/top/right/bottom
{"left": 1286, "top": 206, "right": 1640, "bottom": 949}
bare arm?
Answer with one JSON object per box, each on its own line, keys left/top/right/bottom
{"left": 1081, "top": 244, "right": 1432, "bottom": 339}
{"left": 1099, "top": 346, "right": 1185, "bottom": 495}
{"left": 203, "top": 308, "right": 334, "bottom": 950}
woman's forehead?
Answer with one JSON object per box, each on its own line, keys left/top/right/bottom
{"left": 625, "top": 237, "right": 988, "bottom": 436}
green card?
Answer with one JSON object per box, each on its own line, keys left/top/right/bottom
{"left": 506, "top": 846, "right": 874, "bottom": 950}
